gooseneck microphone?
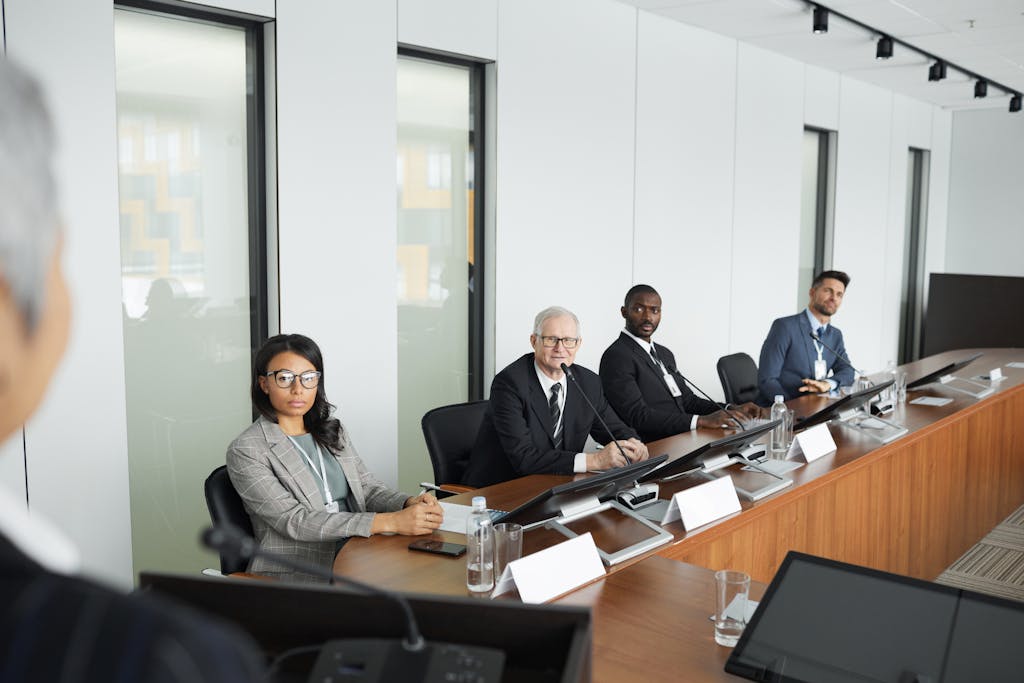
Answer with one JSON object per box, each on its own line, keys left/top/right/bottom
{"left": 560, "top": 362, "right": 633, "bottom": 465}
{"left": 201, "top": 525, "right": 424, "bottom": 652}
{"left": 809, "top": 331, "right": 864, "bottom": 377}
{"left": 664, "top": 362, "right": 746, "bottom": 431}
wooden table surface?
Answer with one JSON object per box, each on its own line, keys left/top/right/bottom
{"left": 332, "top": 348, "right": 1024, "bottom": 681}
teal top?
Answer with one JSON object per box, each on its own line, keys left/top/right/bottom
{"left": 289, "top": 433, "right": 350, "bottom": 512}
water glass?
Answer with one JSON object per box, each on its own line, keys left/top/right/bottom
{"left": 714, "top": 569, "right": 750, "bottom": 647}
{"left": 895, "top": 371, "right": 907, "bottom": 403}
{"left": 493, "top": 522, "right": 523, "bottom": 579}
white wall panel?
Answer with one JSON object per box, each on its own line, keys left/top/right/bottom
{"left": 494, "top": 0, "right": 637, "bottom": 372}
{"left": 906, "top": 97, "right": 933, "bottom": 150}
{"left": 276, "top": 1, "right": 400, "bottom": 486}
{"left": 5, "top": 0, "right": 132, "bottom": 587}
{"left": 730, "top": 44, "right": 804, "bottom": 364}
{"left": 634, "top": 13, "right": 737, "bottom": 401}
{"left": 399, "top": 0, "right": 497, "bottom": 60}
{"left": 831, "top": 77, "right": 894, "bottom": 375}
{"left": 879, "top": 95, "right": 911, "bottom": 366}
{"left": 804, "top": 64, "right": 839, "bottom": 131}
{"left": 945, "top": 108, "right": 1024, "bottom": 277}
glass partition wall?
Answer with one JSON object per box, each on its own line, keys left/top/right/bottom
{"left": 114, "top": 5, "right": 267, "bottom": 576}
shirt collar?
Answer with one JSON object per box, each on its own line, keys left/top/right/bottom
{"left": 805, "top": 307, "right": 829, "bottom": 334}
{"left": 622, "top": 327, "right": 654, "bottom": 354}
{"left": 0, "top": 484, "right": 80, "bottom": 575}
{"left": 534, "top": 360, "right": 566, "bottom": 397}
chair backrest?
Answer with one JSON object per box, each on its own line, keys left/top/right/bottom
{"left": 421, "top": 400, "right": 489, "bottom": 486}
{"left": 203, "top": 465, "right": 254, "bottom": 574}
{"left": 717, "top": 352, "right": 760, "bottom": 405}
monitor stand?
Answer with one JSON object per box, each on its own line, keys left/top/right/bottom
{"left": 835, "top": 410, "right": 909, "bottom": 443}
{"left": 936, "top": 374, "right": 994, "bottom": 399}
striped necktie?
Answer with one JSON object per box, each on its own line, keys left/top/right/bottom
{"left": 550, "top": 383, "right": 563, "bottom": 449}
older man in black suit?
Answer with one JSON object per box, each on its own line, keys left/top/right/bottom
{"left": 599, "top": 285, "right": 762, "bottom": 442}
{"left": 464, "top": 306, "right": 649, "bottom": 488}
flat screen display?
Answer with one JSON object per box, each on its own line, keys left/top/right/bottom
{"left": 726, "top": 551, "right": 1024, "bottom": 682}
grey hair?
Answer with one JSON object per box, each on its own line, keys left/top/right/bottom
{"left": 0, "top": 58, "right": 61, "bottom": 331}
{"left": 533, "top": 306, "right": 581, "bottom": 337}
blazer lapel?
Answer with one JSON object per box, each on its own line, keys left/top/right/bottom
{"left": 259, "top": 417, "right": 326, "bottom": 509}
{"left": 798, "top": 314, "right": 817, "bottom": 373}
{"left": 527, "top": 370, "right": 557, "bottom": 446}
{"left": 625, "top": 335, "right": 673, "bottom": 399}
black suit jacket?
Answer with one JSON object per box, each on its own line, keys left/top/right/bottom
{"left": 464, "top": 353, "right": 637, "bottom": 488}
{"left": 599, "top": 332, "right": 720, "bottom": 442}
{"left": 0, "top": 533, "right": 263, "bottom": 681}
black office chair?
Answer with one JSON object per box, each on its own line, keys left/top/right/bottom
{"left": 717, "top": 352, "right": 760, "bottom": 405}
{"left": 421, "top": 399, "right": 489, "bottom": 494}
{"left": 203, "top": 465, "right": 255, "bottom": 574}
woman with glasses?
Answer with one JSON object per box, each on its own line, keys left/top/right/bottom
{"left": 226, "top": 333, "right": 443, "bottom": 582}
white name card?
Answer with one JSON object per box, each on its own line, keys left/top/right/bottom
{"left": 787, "top": 423, "right": 837, "bottom": 463}
{"left": 661, "top": 474, "right": 741, "bottom": 531}
{"left": 491, "top": 532, "right": 605, "bottom": 604}
{"left": 990, "top": 368, "right": 1004, "bottom": 382}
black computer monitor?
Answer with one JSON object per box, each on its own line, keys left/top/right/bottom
{"left": 636, "top": 420, "right": 780, "bottom": 484}
{"left": 492, "top": 454, "right": 668, "bottom": 528}
{"left": 139, "top": 572, "right": 591, "bottom": 683}
{"left": 906, "top": 351, "right": 984, "bottom": 389}
{"left": 726, "top": 550, "right": 1024, "bottom": 683}
{"left": 794, "top": 379, "right": 894, "bottom": 431}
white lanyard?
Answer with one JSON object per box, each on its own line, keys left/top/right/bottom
{"left": 288, "top": 436, "right": 336, "bottom": 511}
{"left": 811, "top": 338, "right": 824, "bottom": 361}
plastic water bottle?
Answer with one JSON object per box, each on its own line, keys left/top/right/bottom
{"left": 769, "top": 395, "right": 788, "bottom": 458}
{"left": 885, "top": 361, "right": 898, "bottom": 401}
{"left": 466, "top": 496, "right": 494, "bottom": 593}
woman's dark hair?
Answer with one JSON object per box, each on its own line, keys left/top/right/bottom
{"left": 251, "top": 333, "right": 343, "bottom": 450}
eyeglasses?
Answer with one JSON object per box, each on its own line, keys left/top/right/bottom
{"left": 265, "top": 369, "right": 321, "bottom": 389}
{"left": 538, "top": 336, "right": 580, "bottom": 349}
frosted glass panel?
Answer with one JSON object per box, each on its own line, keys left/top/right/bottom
{"left": 115, "top": 9, "right": 254, "bottom": 576}
{"left": 397, "top": 57, "right": 474, "bottom": 491}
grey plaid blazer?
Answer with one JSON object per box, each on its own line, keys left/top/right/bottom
{"left": 226, "top": 416, "right": 409, "bottom": 582}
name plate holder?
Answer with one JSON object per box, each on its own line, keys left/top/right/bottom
{"left": 491, "top": 532, "right": 605, "bottom": 603}
{"left": 786, "top": 423, "right": 837, "bottom": 462}
{"left": 657, "top": 475, "right": 742, "bottom": 530}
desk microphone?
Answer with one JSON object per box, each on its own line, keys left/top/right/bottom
{"left": 201, "top": 525, "right": 505, "bottom": 683}
{"left": 560, "top": 362, "right": 633, "bottom": 465}
{"left": 809, "top": 332, "right": 864, "bottom": 377}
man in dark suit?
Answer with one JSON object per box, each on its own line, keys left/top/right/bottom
{"left": 464, "top": 306, "right": 649, "bottom": 488}
{"left": 757, "top": 270, "right": 856, "bottom": 404}
{"left": 599, "top": 285, "right": 762, "bottom": 442}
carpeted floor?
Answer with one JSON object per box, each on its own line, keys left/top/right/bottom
{"left": 936, "top": 504, "right": 1024, "bottom": 603}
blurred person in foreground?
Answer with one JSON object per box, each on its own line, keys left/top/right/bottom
{"left": 0, "top": 57, "right": 263, "bottom": 681}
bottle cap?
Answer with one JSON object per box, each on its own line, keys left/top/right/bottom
{"left": 775, "top": 395, "right": 784, "bottom": 403}
{"left": 471, "top": 496, "right": 486, "bottom": 510}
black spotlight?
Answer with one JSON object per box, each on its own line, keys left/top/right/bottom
{"left": 876, "top": 36, "right": 893, "bottom": 60}
{"left": 813, "top": 6, "right": 828, "bottom": 34}
{"left": 928, "top": 61, "right": 947, "bottom": 81}
{"left": 1011, "top": 94, "right": 1022, "bottom": 113}
{"left": 975, "top": 80, "right": 988, "bottom": 98}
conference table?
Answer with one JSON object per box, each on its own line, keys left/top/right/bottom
{"left": 334, "top": 348, "right": 1024, "bottom": 681}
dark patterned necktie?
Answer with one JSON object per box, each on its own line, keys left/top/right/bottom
{"left": 550, "top": 383, "right": 563, "bottom": 449}
{"left": 650, "top": 345, "right": 661, "bottom": 367}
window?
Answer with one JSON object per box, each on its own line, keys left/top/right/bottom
{"left": 114, "top": 3, "right": 269, "bottom": 575}
{"left": 798, "top": 127, "right": 836, "bottom": 305}
{"left": 396, "top": 50, "right": 485, "bottom": 491}
{"left": 899, "top": 148, "right": 930, "bottom": 363}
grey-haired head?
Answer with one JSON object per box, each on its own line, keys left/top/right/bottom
{"left": 0, "top": 58, "right": 61, "bottom": 331}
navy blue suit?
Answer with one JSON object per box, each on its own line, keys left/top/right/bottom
{"left": 757, "top": 312, "right": 855, "bottom": 404}
{"left": 464, "top": 353, "right": 637, "bottom": 488}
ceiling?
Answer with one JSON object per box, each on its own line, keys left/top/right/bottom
{"left": 616, "top": 0, "right": 1024, "bottom": 111}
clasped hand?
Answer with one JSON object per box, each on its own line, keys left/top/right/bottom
{"left": 371, "top": 493, "right": 444, "bottom": 535}
{"left": 587, "top": 437, "right": 649, "bottom": 470}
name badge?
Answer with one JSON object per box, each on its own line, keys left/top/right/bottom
{"left": 663, "top": 373, "right": 683, "bottom": 397}
{"left": 325, "top": 501, "right": 340, "bottom": 513}
{"left": 814, "top": 359, "right": 827, "bottom": 381}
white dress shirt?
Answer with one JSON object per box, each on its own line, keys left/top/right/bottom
{"left": 533, "top": 362, "right": 589, "bottom": 473}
